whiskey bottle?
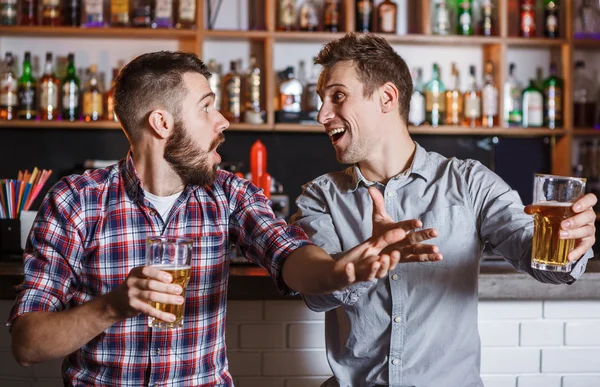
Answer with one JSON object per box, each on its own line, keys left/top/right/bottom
{"left": 110, "top": 0, "right": 130, "bottom": 26}
{"left": 39, "top": 52, "right": 60, "bottom": 121}
{"left": 522, "top": 79, "right": 544, "bottom": 127}
{"left": 543, "top": 62, "right": 563, "bottom": 128}
{"left": 19, "top": 0, "right": 37, "bottom": 25}
{"left": 207, "top": 59, "right": 222, "bottom": 110}
{"left": 106, "top": 68, "right": 119, "bottom": 122}
{"left": 82, "top": 0, "right": 107, "bottom": 27}
{"left": 0, "top": 0, "right": 17, "bottom": 25}
{"left": 131, "top": 0, "right": 152, "bottom": 27}
{"left": 544, "top": 0, "right": 559, "bottom": 38}
{"left": 479, "top": 0, "right": 494, "bottom": 36}
{"left": 152, "top": 0, "right": 174, "bottom": 28}
{"left": 323, "top": 0, "right": 340, "bottom": 32}
{"left": 83, "top": 64, "right": 104, "bottom": 122}
{"left": 245, "top": 56, "right": 264, "bottom": 124}
{"left": 221, "top": 60, "right": 242, "bottom": 123}
{"left": 377, "top": 0, "right": 397, "bottom": 34}
{"left": 62, "top": 53, "right": 81, "bottom": 122}
{"left": 481, "top": 61, "right": 498, "bottom": 128}
{"left": 0, "top": 52, "right": 17, "bottom": 120}
{"left": 41, "top": 0, "right": 61, "bottom": 25}
{"left": 445, "top": 63, "right": 463, "bottom": 126}
{"left": 299, "top": 0, "right": 319, "bottom": 31}
{"left": 356, "top": 0, "right": 373, "bottom": 32}
{"left": 520, "top": 0, "right": 536, "bottom": 37}
{"left": 176, "top": 0, "right": 196, "bottom": 28}
{"left": 425, "top": 63, "right": 446, "bottom": 126}
{"left": 463, "top": 65, "right": 481, "bottom": 127}
{"left": 278, "top": 0, "right": 297, "bottom": 31}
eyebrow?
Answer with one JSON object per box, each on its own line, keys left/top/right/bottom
{"left": 196, "top": 92, "right": 215, "bottom": 106}
{"left": 317, "top": 83, "right": 347, "bottom": 96}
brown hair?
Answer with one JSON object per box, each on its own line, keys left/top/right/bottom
{"left": 114, "top": 51, "right": 211, "bottom": 143}
{"left": 315, "top": 33, "right": 412, "bottom": 123}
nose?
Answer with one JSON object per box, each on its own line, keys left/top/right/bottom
{"left": 317, "top": 101, "right": 335, "bottom": 125}
{"left": 216, "top": 110, "right": 230, "bottom": 132}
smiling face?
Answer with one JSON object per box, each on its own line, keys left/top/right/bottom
{"left": 317, "top": 61, "right": 384, "bottom": 165}
{"left": 164, "top": 72, "right": 229, "bottom": 186}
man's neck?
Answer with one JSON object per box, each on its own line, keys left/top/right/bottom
{"left": 131, "top": 144, "right": 185, "bottom": 197}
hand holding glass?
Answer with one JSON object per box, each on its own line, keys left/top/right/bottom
{"left": 531, "top": 174, "right": 586, "bottom": 272}
{"left": 146, "top": 236, "right": 193, "bottom": 329}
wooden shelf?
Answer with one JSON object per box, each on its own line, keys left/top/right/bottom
{"left": 409, "top": 126, "right": 567, "bottom": 136}
{"left": 386, "top": 34, "right": 503, "bottom": 46}
{"left": 0, "top": 120, "right": 122, "bottom": 129}
{"left": 573, "top": 38, "right": 600, "bottom": 49}
{"left": 204, "top": 29, "right": 269, "bottom": 40}
{"left": 504, "top": 37, "right": 567, "bottom": 46}
{"left": 272, "top": 31, "right": 347, "bottom": 42}
{"left": 0, "top": 26, "right": 196, "bottom": 39}
{"left": 572, "top": 128, "right": 600, "bottom": 136}
{"left": 274, "top": 123, "right": 322, "bottom": 132}
{"left": 228, "top": 123, "right": 273, "bottom": 131}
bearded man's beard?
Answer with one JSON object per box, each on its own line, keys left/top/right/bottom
{"left": 164, "top": 120, "right": 224, "bottom": 187}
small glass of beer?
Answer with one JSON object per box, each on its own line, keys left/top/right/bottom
{"left": 146, "top": 236, "right": 193, "bottom": 329}
{"left": 531, "top": 174, "right": 586, "bottom": 272}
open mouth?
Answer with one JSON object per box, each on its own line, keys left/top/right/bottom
{"left": 327, "top": 127, "right": 347, "bottom": 143}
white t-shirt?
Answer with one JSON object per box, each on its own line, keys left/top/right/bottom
{"left": 144, "top": 190, "right": 182, "bottom": 222}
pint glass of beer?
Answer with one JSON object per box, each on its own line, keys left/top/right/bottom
{"left": 531, "top": 174, "right": 586, "bottom": 272}
{"left": 146, "top": 236, "right": 193, "bottom": 329}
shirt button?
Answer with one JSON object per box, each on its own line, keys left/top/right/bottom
{"left": 391, "top": 274, "right": 399, "bottom": 280}
{"left": 391, "top": 358, "right": 400, "bottom": 366}
{"left": 155, "top": 349, "right": 161, "bottom": 355}
{"left": 394, "top": 316, "right": 402, "bottom": 323}
{"left": 386, "top": 191, "right": 396, "bottom": 197}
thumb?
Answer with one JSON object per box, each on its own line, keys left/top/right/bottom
{"left": 369, "top": 186, "right": 388, "bottom": 221}
{"left": 345, "top": 262, "right": 356, "bottom": 284}
{"left": 524, "top": 204, "right": 534, "bottom": 215}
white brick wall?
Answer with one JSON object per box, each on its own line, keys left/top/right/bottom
{"left": 2, "top": 299, "right": 600, "bottom": 386}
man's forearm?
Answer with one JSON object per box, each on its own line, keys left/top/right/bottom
{"left": 282, "top": 245, "right": 341, "bottom": 295}
{"left": 11, "top": 295, "right": 123, "bottom": 366}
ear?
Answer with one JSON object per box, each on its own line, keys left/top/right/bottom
{"left": 379, "top": 82, "right": 399, "bottom": 114}
{"left": 148, "top": 109, "right": 175, "bottom": 139}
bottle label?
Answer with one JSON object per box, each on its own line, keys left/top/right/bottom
{"left": 426, "top": 91, "right": 445, "bottom": 112}
{"left": 1, "top": 6, "right": 17, "bottom": 20}
{"left": 357, "top": 0, "right": 372, "bottom": 15}
{"left": 545, "top": 86, "right": 562, "bottom": 120}
{"left": 154, "top": 0, "right": 172, "bottom": 19}
{"left": 306, "top": 83, "right": 321, "bottom": 112}
{"left": 17, "top": 86, "right": 36, "bottom": 111}
{"left": 178, "top": 0, "right": 195, "bottom": 21}
{"left": 42, "top": 0, "right": 60, "bottom": 6}
{"left": 522, "top": 12, "right": 534, "bottom": 31}
{"left": 409, "top": 93, "right": 425, "bottom": 126}
{"left": 279, "top": 0, "right": 297, "bottom": 27}
{"left": 459, "top": 12, "right": 471, "bottom": 28}
{"left": 525, "top": 93, "right": 543, "bottom": 126}
{"left": 482, "top": 87, "right": 498, "bottom": 115}
{"left": 436, "top": 8, "right": 449, "bottom": 33}
{"left": 247, "top": 73, "right": 261, "bottom": 107}
{"left": 464, "top": 95, "right": 481, "bottom": 118}
{"left": 380, "top": 4, "right": 395, "bottom": 32}
{"left": 85, "top": 0, "right": 103, "bottom": 15}
{"left": 83, "top": 92, "right": 103, "bottom": 115}
{"left": 226, "top": 78, "right": 241, "bottom": 116}
{"left": 63, "top": 82, "right": 79, "bottom": 109}
{"left": 281, "top": 93, "right": 301, "bottom": 112}
{"left": 299, "top": 5, "right": 318, "bottom": 29}
{"left": 40, "top": 81, "right": 58, "bottom": 110}
{"left": 111, "top": 0, "right": 129, "bottom": 15}
{"left": 546, "top": 14, "right": 558, "bottom": 32}
{"left": 324, "top": 2, "right": 339, "bottom": 27}
{"left": 0, "top": 78, "right": 17, "bottom": 107}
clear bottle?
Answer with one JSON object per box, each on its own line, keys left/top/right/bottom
{"left": 573, "top": 61, "right": 597, "bottom": 128}
{"left": 0, "top": 0, "right": 18, "bottom": 25}
{"left": 305, "top": 58, "right": 322, "bottom": 116}
{"left": 82, "top": 0, "right": 107, "bottom": 27}
{"left": 106, "top": 68, "right": 119, "bottom": 122}
{"left": 207, "top": 59, "right": 222, "bottom": 110}
{"left": 279, "top": 67, "right": 303, "bottom": 113}
{"left": 17, "top": 51, "right": 37, "bottom": 120}
{"left": 503, "top": 63, "right": 523, "bottom": 127}
{"left": 456, "top": 0, "right": 473, "bottom": 36}
{"left": 544, "top": 0, "right": 559, "bottom": 38}
{"left": 176, "top": 0, "right": 196, "bottom": 28}
{"left": 39, "top": 52, "right": 60, "bottom": 121}
{"left": 244, "top": 56, "right": 264, "bottom": 124}
{"left": 152, "top": 0, "right": 174, "bottom": 28}
{"left": 543, "top": 62, "right": 563, "bottom": 129}
{"left": 221, "top": 60, "right": 242, "bottom": 123}
{"left": 356, "top": 0, "right": 373, "bottom": 32}
{"left": 62, "top": 53, "right": 81, "bottom": 122}
{"left": 432, "top": 0, "right": 451, "bottom": 35}
{"left": 425, "top": 63, "right": 446, "bottom": 127}
{"left": 0, "top": 52, "right": 17, "bottom": 120}
{"left": 445, "top": 63, "right": 463, "bottom": 126}
{"left": 41, "top": 0, "right": 62, "bottom": 25}
{"left": 323, "top": 0, "right": 340, "bottom": 32}
{"left": 409, "top": 68, "right": 425, "bottom": 127}
{"left": 299, "top": 0, "right": 319, "bottom": 32}
{"left": 481, "top": 61, "right": 498, "bottom": 128}
{"left": 278, "top": 0, "right": 297, "bottom": 31}
{"left": 110, "top": 0, "right": 130, "bottom": 26}
{"left": 522, "top": 79, "right": 544, "bottom": 128}
{"left": 83, "top": 64, "right": 104, "bottom": 122}
{"left": 377, "top": 0, "right": 397, "bottom": 34}
{"left": 463, "top": 65, "right": 481, "bottom": 127}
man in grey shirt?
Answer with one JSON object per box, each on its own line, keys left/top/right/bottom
{"left": 291, "top": 33, "right": 597, "bottom": 387}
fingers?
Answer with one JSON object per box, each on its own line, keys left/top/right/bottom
{"left": 388, "top": 250, "right": 401, "bottom": 271}
{"left": 560, "top": 224, "right": 595, "bottom": 240}
{"left": 405, "top": 227, "right": 438, "bottom": 245}
{"left": 568, "top": 236, "right": 595, "bottom": 262}
{"left": 368, "top": 228, "right": 406, "bottom": 254}
{"left": 561, "top": 209, "right": 596, "bottom": 233}
{"left": 369, "top": 186, "right": 389, "bottom": 223}
{"left": 524, "top": 204, "right": 534, "bottom": 215}
{"left": 571, "top": 193, "right": 598, "bottom": 213}
{"left": 374, "top": 254, "right": 391, "bottom": 279}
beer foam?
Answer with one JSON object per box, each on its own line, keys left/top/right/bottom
{"left": 150, "top": 264, "right": 192, "bottom": 270}
{"left": 532, "top": 201, "right": 573, "bottom": 207}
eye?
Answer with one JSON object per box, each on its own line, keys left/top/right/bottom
{"left": 333, "top": 92, "right": 345, "bottom": 102}
{"left": 201, "top": 104, "right": 210, "bottom": 113}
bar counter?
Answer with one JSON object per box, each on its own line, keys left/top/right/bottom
{"left": 1, "top": 259, "right": 598, "bottom": 301}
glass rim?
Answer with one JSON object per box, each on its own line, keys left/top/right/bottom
{"left": 146, "top": 236, "right": 194, "bottom": 245}
{"left": 534, "top": 173, "right": 587, "bottom": 183}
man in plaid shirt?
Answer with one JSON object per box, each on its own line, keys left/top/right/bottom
{"left": 7, "top": 51, "right": 435, "bottom": 386}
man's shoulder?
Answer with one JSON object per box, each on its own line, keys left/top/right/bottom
{"left": 421, "top": 147, "right": 483, "bottom": 176}
{"left": 51, "top": 162, "right": 120, "bottom": 198}
{"left": 301, "top": 167, "right": 355, "bottom": 194}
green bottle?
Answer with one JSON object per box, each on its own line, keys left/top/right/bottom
{"left": 17, "top": 51, "right": 37, "bottom": 120}
{"left": 543, "top": 62, "right": 563, "bottom": 129}
{"left": 62, "top": 53, "right": 81, "bottom": 121}
{"left": 522, "top": 79, "right": 544, "bottom": 128}
{"left": 425, "top": 63, "right": 446, "bottom": 126}
{"left": 457, "top": 0, "right": 473, "bottom": 36}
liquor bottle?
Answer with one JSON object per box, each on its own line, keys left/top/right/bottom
{"left": 207, "top": 59, "right": 222, "bottom": 110}
{"left": 39, "top": 52, "right": 60, "bottom": 121}
{"left": 305, "top": 58, "right": 322, "bottom": 116}
{"left": 299, "top": 0, "right": 319, "bottom": 31}
{"left": 425, "top": 63, "right": 445, "bottom": 127}
{"left": 544, "top": 0, "right": 559, "bottom": 38}
{"left": 377, "top": 0, "right": 397, "bottom": 34}
{"left": 82, "top": 0, "right": 107, "bottom": 27}
{"left": 520, "top": 0, "right": 536, "bottom": 37}
{"left": 41, "top": 0, "right": 61, "bottom": 25}
{"left": 503, "top": 63, "right": 523, "bottom": 127}
{"left": 278, "top": 0, "right": 297, "bottom": 31}
{"left": 432, "top": 0, "right": 451, "bottom": 35}
{"left": 110, "top": 0, "right": 130, "bottom": 26}
{"left": 152, "top": 0, "right": 174, "bottom": 28}
{"left": 463, "top": 65, "right": 481, "bottom": 127}
{"left": 63, "top": 0, "right": 81, "bottom": 26}
{"left": 543, "top": 62, "right": 563, "bottom": 129}
{"left": 244, "top": 56, "right": 264, "bottom": 124}
{"left": 409, "top": 68, "right": 425, "bottom": 127}
{"left": 83, "top": 64, "right": 104, "bottom": 122}
{"left": 62, "top": 53, "right": 81, "bottom": 122}
{"left": 323, "top": 0, "right": 340, "bottom": 32}
{"left": 106, "top": 68, "right": 119, "bottom": 122}
{"left": 479, "top": 0, "right": 494, "bottom": 36}
{"left": 573, "top": 61, "right": 597, "bottom": 128}
{"left": 457, "top": 0, "right": 473, "bottom": 36}
{"left": 176, "top": 0, "right": 196, "bottom": 28}
{"left": 575, "top": 0, "right": 600, "bottom": 37}
{"left": 17, "top": 52, "right": 37, "bottom": 120}
{"left": 445, "top": 63, "right": 462, "bottom": 126}
{"left": 522, "top": 79, "right": 544, "bottom": 127}
{"left": 0, "top": 52, "right": 17, "bottom": 120}
{"left": 279, "top": 67, "right": 303, "bottom": 113}
{"left": 0, "top": 0, "right": 18, "bottom": 25}
{"left": 131, "top": 0, "right": 152, "bottom": 27}
{"left": 356, "top": 0, "right": 373, "bottom": 33}
{"left": 221, "top": 60, "right": 242, "bottom": 123}
{"left": 481, "top": 61, "right": 498, "bottom": 128}
{"left": 20, "top": 0, "right": 37, "bottom": 25}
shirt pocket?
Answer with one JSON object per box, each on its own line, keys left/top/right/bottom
{"left": 416, "top": 204, "right": 470, "bottom": 269}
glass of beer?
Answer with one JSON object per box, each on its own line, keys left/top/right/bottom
{"left": 146, "top": 236, "right": 193, "bottom": 329}
{"left": 531, "top": 174, "right": 586, "bottom": 272}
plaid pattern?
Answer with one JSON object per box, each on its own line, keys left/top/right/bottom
{"left": 8, "top": 154, "right": 311, "bottom": 386}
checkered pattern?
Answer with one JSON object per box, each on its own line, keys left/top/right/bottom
{"left": 8, "top": 154, "right": 311, "bottom": 386}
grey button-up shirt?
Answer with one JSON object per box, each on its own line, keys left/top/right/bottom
{"left": 292, "top": 143, "right": 591, "bottom": 387}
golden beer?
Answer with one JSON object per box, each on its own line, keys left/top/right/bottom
{"left": 148, "top": 265, "right": 191, "bottom": 329}
{"left": 531, "top": 202, "right": 575, "bottom": 271}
